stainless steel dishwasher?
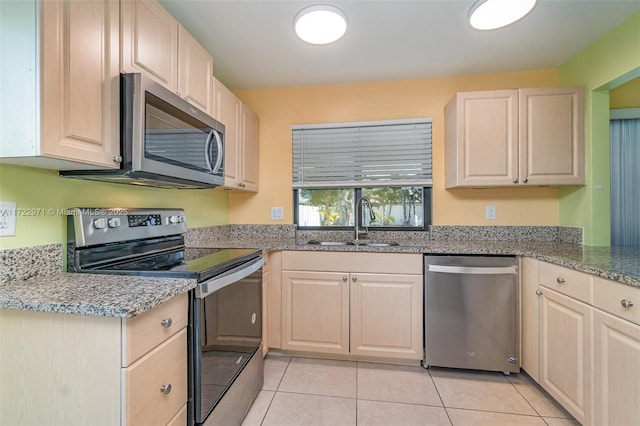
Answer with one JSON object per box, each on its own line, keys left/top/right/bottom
{"left": 423, "top": 255, "right": 519, "bottom": 374}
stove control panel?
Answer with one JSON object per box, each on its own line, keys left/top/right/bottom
{"left": 67, "top": 208, "right": 188, "bottom": 247}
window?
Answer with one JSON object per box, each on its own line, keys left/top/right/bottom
{"left": 293, "top": 119, "right": 432, "bottom": 230}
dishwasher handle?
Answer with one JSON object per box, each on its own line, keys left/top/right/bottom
{"left": 427, "top": 264, "right": 518, "bottom": 275}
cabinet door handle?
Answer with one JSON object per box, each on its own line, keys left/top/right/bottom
{"left": 512, "top": 179, "right": 518, "bottom": 184}
{"left": 352, "top": 276, "right": 358, "bottom": 282}
{"left": 523, "top": 178, "right": 528, "bottom": 183}
{"left": 160, "top": 384, "right": 172, "bottom": 395}
{"left": 112, "top": 155, "right": 123, "bottom": 163}
{"left": 160, "top": 318, "right": 173, "bottom": 328}
{"left": 535, "top": 290, "right": 543, "bottom": 296}
{"left": 621, "top": 299, "right": 634, "bottom": 308}
{"left": 343, "top": 276, "right": 348, "bottom": 282}
{"left": 556, "top": 277, "right": 565, "bottom": 284}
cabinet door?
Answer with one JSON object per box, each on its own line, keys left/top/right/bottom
{"left": 445, "top": 90, "right": 518, "bottom": 187}
{"left": 41, "top": 0, "right": 120, "bottom": 168}
{"left": 593, "top": 309, "right": 640, "bottom": 426}
{"left": 520, "top": 257, "right": 540, "bottom": 381}
{"left": 121, "top": 0, "right": 178, "bottom": 92}
{"left": 178, "top": 24, "right": 213, "bottom": 115}
{"left": 519, "top": 87, "right": 584, "bottom": 185}
{"left": 539, "top": 287, "right": 592, "bottom": 425}
{"left": 281, "top": 270, "right": 349, "bottom": 354}
{"left": 240, "top": 104, "right": 259, "bottom": 192}
{"left": 214, "top": 78, "right": 241, "bottom": 188}
{"left": 350, "top": 273, "right": 422, "bottom": 359}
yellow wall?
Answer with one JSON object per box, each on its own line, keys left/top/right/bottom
{"left": 231, "top": 69, "right": 560, "bottom": 226}
{"left": 610, "top": 77, "right": 640, "bottom": 109}
{"left": 0, "top": 164, "right": 229, "bottom": 249}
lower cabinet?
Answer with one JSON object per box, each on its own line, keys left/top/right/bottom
{"left": 0, "top": 293, "right": 188, "bottom": 425}
{"left": 539, "top": 287, "right": 592, "bottom": 425}
{"left": 280, "top": 251, "right": 423, "bottom": 360}
{"left": 521, "top": 258, "right": 640, "bottom": 426}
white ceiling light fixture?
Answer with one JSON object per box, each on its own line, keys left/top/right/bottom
{"left": 294, "top": 5, "right": 348, "bottom": 45}
{"left": 469, "top": 0, "right": 537, "bottom": 31}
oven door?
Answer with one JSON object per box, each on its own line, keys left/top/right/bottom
{"left": 191, "top": 257, "right": 263, "bottom": 425}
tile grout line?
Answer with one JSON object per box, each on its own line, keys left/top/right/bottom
{"left": 506, "top": 373, "right": 545, "bottom": 419}
{"left": 260, "top": 356, "right": 293, "bottom": 426}
{"left": 427, "top": 369, "right": 454, "bottom": 425}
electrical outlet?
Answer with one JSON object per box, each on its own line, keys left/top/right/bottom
{"left": 0, "top": 201, "right": 17, "bottom": 236}
{"left": 270, "top": 207, "right": 284, "bottom": 221}
{"left": 486, "top": 205, "right": 497, "bottom": 220}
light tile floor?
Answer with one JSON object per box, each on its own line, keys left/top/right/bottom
{"left": 242, "top": 355, "right": 579, "bottom": 426}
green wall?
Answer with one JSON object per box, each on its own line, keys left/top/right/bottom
{"left": 558, "top": 11, "right": 640, "bottom": 246}
{"left": 0, "top": 164, "right": 229, "bottom": 249}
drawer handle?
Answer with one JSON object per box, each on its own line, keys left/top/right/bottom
{"left": 535, "top": 290, "right": 543, "bottom": 296}
{"left": 556, "top": 277, "right": 565, "bottom": 284}
{"left": 621, "top": 299, "right": 634, "bottom": 308}
{"left": 160, "top": 318, "right": 173, "bottom": 328}
{"left": 160, "top": 384, "right": 172, "bottom": 395}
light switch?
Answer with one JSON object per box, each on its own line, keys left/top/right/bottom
{"left": 270, "top": 207, "right": 284, "bottom": 221}
{"left": 486, "top": 205, "right": 496, "bottom": 220}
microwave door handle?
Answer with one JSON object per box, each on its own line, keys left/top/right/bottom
{"left": 211, "top": 129, "right": 223, "bottom": 174}
{"left": 204, "top": 130, "right": 214, "bottom": 173}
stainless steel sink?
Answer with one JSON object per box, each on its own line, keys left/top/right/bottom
{"left": 361, "top": 242, "right": 400, "bottom": 247}
{"left": 306, "top": 240, "right": 353, "bottom": 246}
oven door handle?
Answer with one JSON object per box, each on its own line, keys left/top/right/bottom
{"left": 195, "top": 256, "right": 264, "bottom": 298}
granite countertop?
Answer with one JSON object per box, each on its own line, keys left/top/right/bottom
{"left": 0, "top": 273, "right": 196, "bottom": 318}
{"left": 209, "top": 237, "right": 640, "bottom": 288}
{"left": 1, "top": 227, "right": 637, "bottom": 319}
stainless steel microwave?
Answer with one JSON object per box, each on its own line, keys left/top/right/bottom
{"left": 61, "top": 73, "right": 225, "bottom": 189}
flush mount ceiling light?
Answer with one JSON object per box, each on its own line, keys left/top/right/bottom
{"left": 469, "top": 0, "right": 537, "bottom": 30}
{"left": 294, "top": 5, "right": 348, "bottom": 45}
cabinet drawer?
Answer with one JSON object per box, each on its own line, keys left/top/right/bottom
{"left": 166, "top": 404, "right": 187, "bottom": 426}
{"left": 123, "top": 293, "right": 188, "bottom": 366}
{"left": 123, "top": 328, "right": 187, "bottom": 426}
{"left": 593, "top": 277, "right": 640, "bottom": 325}
{"left": 282, "top": 251, "right": 422, "bottom": 274}
{"left": 539, "top": 262, "right": 591, "bottom": 303}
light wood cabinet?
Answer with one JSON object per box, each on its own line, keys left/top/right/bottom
{"left": 0, "top": 294, "right": 188, "bottom": 425}
{"left": 350, "top": 273, "right": 422, "bottom": 359}
{"left": 593, "top": 309, "right": 640, "bottom": 426}
{"left": 445, "top": 87, "right": 584, "bottom": 188}
{"left": 539, "top": 287, "right": 592, "bottom": 425}
{"left": 213, "top": 78, "right": 259, "bottom": 191}
{"left": 121, "top": 0, "right": 178, "bottom": 92}
{"left": 0, "top": 0, "right": 120, "bottom": 170}
{"left": 121, "top": 0, "right": 213, "bottom": 115}
{"left": 522, "top": 259, "right": 640, "bottom": 426}
{"left": 282, "top": 270, "right": 350, "bottom": 354}
{"left": 520, "top": 257, "right": 540, "bottom": 382}
{"left": 178, "top": 24, "right": 213, "bottom": 115}
{"left": 280, "top": 251, "right": 423, "bottom": 360}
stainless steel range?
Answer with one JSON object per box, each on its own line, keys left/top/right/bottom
{"left": 67, "top": 208, "right": 264, "bottom": 426}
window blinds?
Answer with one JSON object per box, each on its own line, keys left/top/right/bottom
{"left": 292, "top": 118, "right": 432, "bottom": 188}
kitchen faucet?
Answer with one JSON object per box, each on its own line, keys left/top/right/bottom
{"left": 355, "top": 196, "right": 376, "bottom": 244}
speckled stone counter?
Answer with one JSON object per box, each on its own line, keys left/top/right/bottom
{"left": 0, "top": 273, "right": 196, "bottom": 318}
{"left": 185, "top": 225, "right": 639, "bottom": 287}
{"left": 1, "top": 225, "right": 637, "bottom": 319}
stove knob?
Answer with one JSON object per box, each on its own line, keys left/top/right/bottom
{"left": 168, "top": 215, "right": 183, "bottom": 224}
{"left": 93, "top": 218, "right": 108, "bottom": 229}
{"left": 107, "top": 217, "right": 121, "bottom": 228}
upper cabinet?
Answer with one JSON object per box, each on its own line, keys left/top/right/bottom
{"left": 213, "top": 78, "right": 259, "bottom": 192}
{"left": 121, "top": 0, "right": 213, "bottom": 115}
{"left": 178, "top": 25, "right": 213, "bottom": 115}
{"left": 0, "top": 0, "right": 121, "bottom": 169}
{"left": 445, "top": 87, "right": 584, "bottom": 188}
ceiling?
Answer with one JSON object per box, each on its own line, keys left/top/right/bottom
{"left": 159, "top": 0, "right": 640, "bottom": 90}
